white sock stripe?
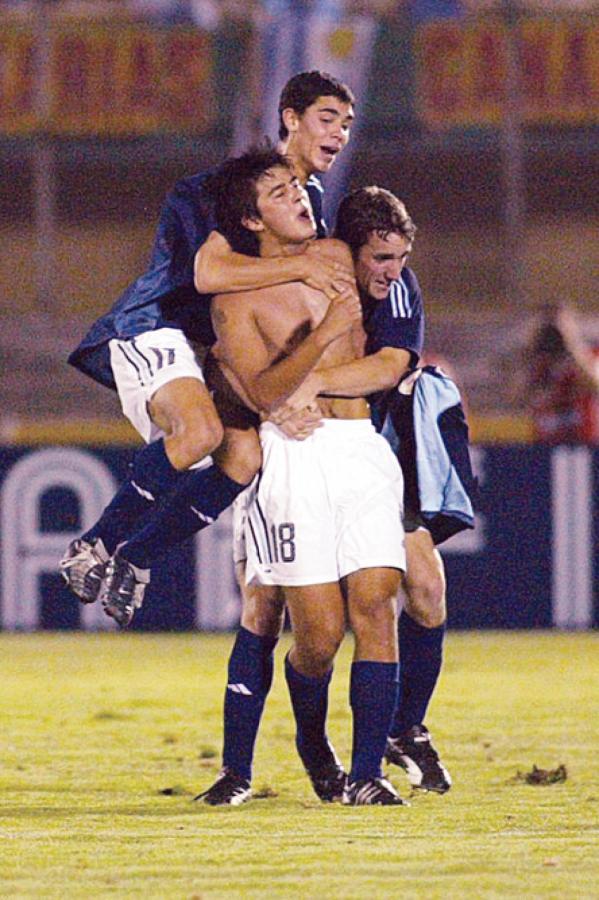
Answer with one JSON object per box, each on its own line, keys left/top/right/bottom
{"left": 227, "top": 683, "right": 253, "bottom": 696}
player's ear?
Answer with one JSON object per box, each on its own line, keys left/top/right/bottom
{"left": 281, "top": 107, "right": 300, "bottom": 136}
{"left": 242, "top": 215, "right": 264, "bottom": 233}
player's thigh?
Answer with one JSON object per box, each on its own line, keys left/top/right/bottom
{"left": 403, "top": 528, "right": 446, "bottom": 625}
{"left": 110, "top": 328, "right": 216, "bottom": 446}
{"left": 236, "top": 561, "right": 285, "bottom": 638}
{"left": 284, "top": 583, "right": 346, "bottom": 661}
{"left": 149, "top": 377, "right": 221, "bottom": 440}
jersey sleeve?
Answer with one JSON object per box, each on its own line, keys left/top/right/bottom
{"left": 364, "top": 267, "right": 425, "bottom": 365}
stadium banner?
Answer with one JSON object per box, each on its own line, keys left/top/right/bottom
{"left": 415, "top": 16, "right": 599, "bottom": 128}
{"left": 0, "top": 24, "right": 215, "bottom": 135}
{"left": 0, "top": 444, "right": 596, "bottom": 632}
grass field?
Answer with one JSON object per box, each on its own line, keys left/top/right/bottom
{"left": 1, "top": 631, "right": 597, "bottom": 899}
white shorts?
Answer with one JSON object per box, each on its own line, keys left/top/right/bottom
{"left": 245, "top": 419, "right": 405, "bottom": 587}
{"left": 109, "top": 327, "right": 205, "bottom": 443}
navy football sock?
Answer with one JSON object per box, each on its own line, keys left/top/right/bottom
{"left": 81, "top": 438, "right": 181, "bottom": 554}
{"left": 130, "top": 438, "right": 182, "bottom": 499}
{"left": 349, "top": 660, "right": 399, "bottom": 782}
{"left": 222, "top": 627, "right": 278, "bottom": 781}
{"left": 390, "top": 610, "right": 445, "bottom": 737}
{"left": 81, "top": 479, "right": 153, "bottom": 555}
{"left": 285, "top": 654, "right": 333, "bottom": 771}
{"left": 121, "top": 464, "right": 247, "bottom": 568}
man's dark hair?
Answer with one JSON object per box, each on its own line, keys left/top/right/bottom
{"left": 278, "top": 70, "right": 355, "bottom": 140}
{"left": 205, "top": 142, "right": 292, "bottom": 256}
{"left": 334, "top": 186, "right": 416, "bottom": 258}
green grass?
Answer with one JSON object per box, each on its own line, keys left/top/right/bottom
{"left": 0, "top": 631, "right": 597, "bottom": 899}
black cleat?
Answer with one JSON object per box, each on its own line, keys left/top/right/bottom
{"left": 98, "top": 551, "right": 149, "bottom": 628}
{"left": 343, "top": 776, "right": 407, "bottom": 806}
{"left": 194, "top": 768, "right": 252, "bottom": 806}
{"left": 60, "top": 538, "right": 109, "bottom": 604}
{"left": 385, "top": 724, "right": 452, "bottom": 793}
{"left": 306, "top": 758, "right": 348, "bottom": 803}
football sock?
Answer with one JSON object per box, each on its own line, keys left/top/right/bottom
{"left": 81, "top": 438, "right": 181, "bottom": 554}
{"left": 349, "top": 660, "right": 398, "bottom": 782}
{"left": 222, "top": 627, "right": 278, "bottom": 781}
{"left": 389, "top": 610, "right": 445, "bottom": 737}
{"left": 121, "top": 463, "right": 247, "bottom": 568}
{"left": 285, "top": 654, "right": 333, "bottom": 771}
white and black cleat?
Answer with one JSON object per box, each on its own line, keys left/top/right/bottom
{"left": 343, "top": 776, "right": 408, "bottom": 806}
{"left": 98, "top": 550, "right": 149, "bottom": 628}
{"left": 60, "top": 538, "right": 109, "bottom": 604}
{"left": 385, "top": 724, "right": 452, "bottom": 793}
{"left": 194, "top": 768, "right": 252, "bottom": 807}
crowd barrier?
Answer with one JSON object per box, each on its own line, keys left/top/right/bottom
{"left": 0, "top": 444, "right": 596, "bottom": 631}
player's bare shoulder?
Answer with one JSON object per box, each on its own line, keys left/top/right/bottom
{"left": 306, "top": 237, "right": 353, "bottom": 270}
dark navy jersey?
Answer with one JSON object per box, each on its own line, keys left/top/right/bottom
{"left": 361, "top": 266, "right": 425, "bottom": 431}
{"left": 68, "top": 172, "right": 327, "bottom": 390}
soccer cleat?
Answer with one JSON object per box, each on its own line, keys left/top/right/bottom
{"left": 98, "top": 551, "right": 149, "bottom": 628}
{"left": 193, "top": 768, "right": 252, "bottom": 806}
{"left": 385, "top": 724, "right": 452, "bottom": 793}
{"left": 60, "top": 538, "right": 109, "bottom": 604}
{"left": 306, "top": 758, "right": 348, "bottom": 803}
{"left": 343, "top": 776, "right": 407, "bottom": 806}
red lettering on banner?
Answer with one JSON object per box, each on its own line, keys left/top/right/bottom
{"left": 162, "top": 32, "right": 213, "bottom": 128}
{"left": 521, "top": 29, "right": 551, "bottom": 103}
{"left": 55, "top": 36, "right": 90, "bottom": 113}
{"left": 98, "top": 39, "right": 117, "bottom": 114}
{"left": 473, "top": 28, "right": 504, "bottom": 104}
{"left": 14, "top": 41, "right": 35, "bottom": 115}
{"left": 420, "top": 25, "right": 463, "bottom": 116}
{"left": 562, "top": 29, "right": 590, "bottom": 104}
{"left": 129, "top": 36, "right": 155, "bottom": 110}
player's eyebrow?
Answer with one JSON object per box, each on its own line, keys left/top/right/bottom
{"left": 266, "top": 177, "right": 290, "bottom": 197}
{"left": 319, "top": 105, "right": 355, "bottom": 123}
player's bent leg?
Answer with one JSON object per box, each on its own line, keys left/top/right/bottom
{"left": 149, "top": 376, "right": 224, "bottom": 470}
{"left": 284, "top": 584, "right": 347, "bottom": 802}
{"left": 100, "top": 402, "right": 254, "bottom": 629}
{"left": 386, "top": 528, "right": 451, "bottom": 793}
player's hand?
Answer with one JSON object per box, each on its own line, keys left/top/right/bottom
{"left": 270, "top": 373, "right": 323, "bottom": 425}
{"left": 317, "top": 284, "right": 362, "bottom": 344}
{"left": 298, "top": 244, "right": 356, "bottom": 300}
{"left": 274, "top": 402, "right": 323, "bottom": 440}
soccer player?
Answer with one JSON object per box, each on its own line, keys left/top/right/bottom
{"left": 199, "top": 145, "right": 408, "bottom": 807}
{"left": 198, "top": 186, "right": 453, "bottom": 806}
{"left": 60, "top": 71, "right": 356, "bottom": 628}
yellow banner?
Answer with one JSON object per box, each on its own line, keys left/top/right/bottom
{"left": 0, "top": 24, "right": 214, "bottom": 135}
{"left": 416, "top": 17, "right": 599, "bottom": 127}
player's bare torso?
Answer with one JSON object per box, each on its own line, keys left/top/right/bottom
{"left": 212, "top": 240, "right": 369, "bottom": 421}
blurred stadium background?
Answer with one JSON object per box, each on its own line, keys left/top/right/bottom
{"left": 1, "top": 0, "right": 598, "bottom": 632}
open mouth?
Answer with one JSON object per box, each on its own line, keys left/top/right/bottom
{"left": 320, "top": 145, "right": 338, "bottom": 162}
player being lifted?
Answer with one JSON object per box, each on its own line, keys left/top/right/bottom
{"left": 60, "top": 71, "right": 355, "bottom": 628}
{"left": 203, "top": 144, "right": 408, "bottom": 806}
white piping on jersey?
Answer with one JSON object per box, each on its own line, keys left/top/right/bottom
{"left": 389, "top": 278, "right": 412, "bottom": 319}
{"left": 190, "top": 506, "right": 215, "bottom": 525}
{"left": 131, "top": 479, "right": 155, "bottom": 502}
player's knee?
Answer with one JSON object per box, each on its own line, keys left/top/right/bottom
{"left": 294, "top": 629, "right": 343, "bottom": 677}
{"left": 350, "top": 593, "right": 396, "bottom": 638}
{"left": 169, "top": 416, "right": 224, "bottom": 470}
{"left": 404, "top": 575, "right": 446, "bottom": 628}
{"left": 242, "top": 590, "right": 285, "bottom": 638}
